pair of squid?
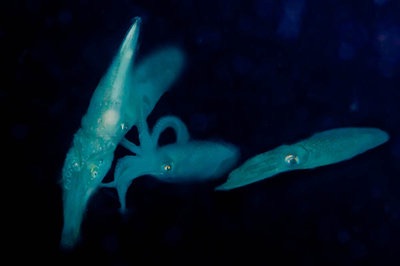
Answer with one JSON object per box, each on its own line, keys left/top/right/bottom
{"left": 60, "top": 17, "right": 389, "bottom": 249}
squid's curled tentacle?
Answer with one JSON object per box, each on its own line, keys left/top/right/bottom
{"left": 151, "top": 115, "right": 190, "bottom": 146}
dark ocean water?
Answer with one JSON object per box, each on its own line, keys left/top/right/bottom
{"left": 4, "top": 0, "right": 400, "bottom": 265}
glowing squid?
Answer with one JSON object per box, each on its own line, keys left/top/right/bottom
{"left": 215, "top": 127, "right": 389, "bottom": 190}
{"left": 60, "top": 17, "right": 238, "bottom": 248}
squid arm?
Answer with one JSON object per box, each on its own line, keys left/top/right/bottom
{"left": 215, "top": 127, "right": 389, "bottom": 191}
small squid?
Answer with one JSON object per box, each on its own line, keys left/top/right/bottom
{"left": 216, "top": 127, "right": 389, "bottom": 190}
{"left": 102, "top": 114, "right": 239, "bottom": 213}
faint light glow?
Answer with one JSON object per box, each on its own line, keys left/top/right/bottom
{"left": 97, "top": 109, "right": 120, "bottom": 137}
{"left": 349, "top": 99, "right": 359, "bottom": 112}
{"left": 374, "top": 0, "right": 388, "bottom": 6}
{"left": 375, "top": 26, "right": 400, "bottom": 77}
{"left": 338, "top": 41, "right": 355, "bottom": 61}
{"left": 277, "top": 0, "right": 305, "bottom": 40}
{"left": 102, "top": 109, "right": 120, "bottom": 128}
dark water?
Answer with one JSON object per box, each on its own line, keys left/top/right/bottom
{"left": 4, "top": 0, "right": 400, "bottom": 265}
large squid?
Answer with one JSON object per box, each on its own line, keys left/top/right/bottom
{"left": 60, "top": 17, "right": 238, "bottom": 249}
{"left": 60, "top": 17, "right": 143, "bottom": 249}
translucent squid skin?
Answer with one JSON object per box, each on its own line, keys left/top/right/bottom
{"left": 61, "top": 129, "right": 115, "bottom": 249}
{"left": 60, "top": 18, "right": 142, "bottom": 249}
{"left": 215, "top": 127, "right": 389, "bottom": 191}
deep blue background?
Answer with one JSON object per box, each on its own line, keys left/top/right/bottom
{"left": 4, "top": 0, "right": 400, "bottom": 265}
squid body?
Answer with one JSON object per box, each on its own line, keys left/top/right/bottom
{"left": 60, "top": 17, "right": 187, "bottom": 248}
{"left": 216, "top": 127, "right": 389, "bottom": 191}
{"left": 60, "top": 18, "right": 142, "bottom": 249}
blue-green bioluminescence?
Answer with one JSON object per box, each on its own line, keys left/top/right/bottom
{"left": 60, "top": 17, "right": 238, "bottom": 249}
{"left": 60, "top": 18, "right": 143, "bottom": 249}
{"left": 215, "top": 127, "right": 389, "bottom": 191}
{"left": 60, "top": 16, "right": 389, "bottom": 250}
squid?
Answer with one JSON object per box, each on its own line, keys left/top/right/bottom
{"left": 215, "top": 127, "right": 389, "bottom": 191}
{"left": 60, "top": 17, "right": 238, "bottom": 248}
{"left": 102, "top": 114, "right": 239, "bottom": 213}
{"left": 60, "top": 17, "right": 186, "bottom": 248}
{"left": 60, "top": 18, "right": 142, "bottom": 249}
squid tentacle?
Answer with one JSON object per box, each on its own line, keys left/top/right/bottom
{"left": 151, "top": 115, "right": 190, "bottom": 146}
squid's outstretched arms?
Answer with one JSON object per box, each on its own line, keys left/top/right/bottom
{"left": 215, "top": 127, "right": 389, "bottom": 191}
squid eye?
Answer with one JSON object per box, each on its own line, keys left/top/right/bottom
{"left": 89, "top": 164, "right": 99, "bottom": 179}
{"left": 285, "top": 154, "right": 300, "bottom": 165}
{"left": 161, "top": 162, "right": 173, "bottom": 173}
